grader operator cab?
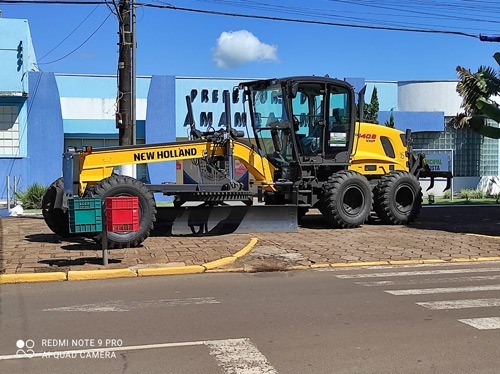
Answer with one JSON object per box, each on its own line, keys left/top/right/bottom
{"left": 42, "top": 76, "right": 451, "bottom": 248}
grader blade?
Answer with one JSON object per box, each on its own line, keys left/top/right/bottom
{"left": 155, "top": 205, "right": 298, "bottom": 236}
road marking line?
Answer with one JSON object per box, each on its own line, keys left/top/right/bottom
{"left": 206, "top": 338, "right": 277, "bottom": 374}
{"left": 43, "top": 297, "right": 220, "bottom": 312}
{"left": 316, "top": 261, "right": 500, "bottom": 271}
{"left": 357, "top": 275, "right": 500, "bottom": 287}
{"left": 386, "top": 284, "right": 500, "bottom": 296}
{"left": 458, "top": 317, "right": 500, "bottom": 330}
{"left": 416, "top": 298, "right": 500, "bottom": 310}
{"left": 0, "top": 338, "right": 278, "bottom": 373}
{"left": 336, "top": 267, "right": 500, "bottom": 279}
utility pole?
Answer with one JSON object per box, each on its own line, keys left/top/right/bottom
{"left": 117, "top": 0, "right": 133, "bottom": 146}
{"left": 131, "top": 1, "right": 137, "bottom": 145}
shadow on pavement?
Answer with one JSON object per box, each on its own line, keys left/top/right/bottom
{"left": 38, "top": 258, "right": 121, "bottom": 268}
{"left": 412, "top": 206, "right": 500, "bottom": 236}
{"left": 24, "top": 233, "right": 64, "bottom": 244}
{"left": 300, "top": 206, "right": 500, "bottom": 237}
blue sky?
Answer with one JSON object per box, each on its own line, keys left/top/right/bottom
{"left": 2, "top": 0, "right": 500, "bottom": 80}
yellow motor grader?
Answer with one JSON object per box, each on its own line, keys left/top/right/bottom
{"left": 42, "top": 76, "right": 451, "bottom": 248}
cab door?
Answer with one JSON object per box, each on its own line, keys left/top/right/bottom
{"left": 324, "top": 84, "right": 352, "bottom": 163}
{"left": 291, "top": 82, "right": 327, "bottom": 159}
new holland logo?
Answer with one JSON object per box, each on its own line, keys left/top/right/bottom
{"left": 133, "top": 148, "right": 197, "bottom": 162}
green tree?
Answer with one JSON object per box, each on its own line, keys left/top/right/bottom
{"left": 364, "top": 87, "right": 379, "bottom": 123}
{"left": 450, "top": 52, "right": 500, "bottom": 139}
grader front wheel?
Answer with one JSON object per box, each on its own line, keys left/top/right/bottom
{"left": 87, "top": 175, "right": 157, "bottom": 249}
{"left": 320, "top": 171, "right": 373, "bottom": 228}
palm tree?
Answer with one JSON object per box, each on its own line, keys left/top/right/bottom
{"left": 450, "top": 52, "right": 500, "bottom": 139}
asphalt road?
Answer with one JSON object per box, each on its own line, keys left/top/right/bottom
{"left": 1, "top": 262, "right": 500, "bottom": 373}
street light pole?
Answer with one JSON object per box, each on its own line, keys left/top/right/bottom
{"left": 479, "top": 34, "right": 500, "bottom": 42}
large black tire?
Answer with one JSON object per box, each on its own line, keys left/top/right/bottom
{"left": 320, "top": 171, "right": 372, "bottom": 228}
{"left": 87, "top": 175, "right": 156, "bottom": 249}
{"left": 42, "top": 177, "right": 70, "bottom": 237}
{"left": 373, "top": 171, "right": 422, "bottom": 225}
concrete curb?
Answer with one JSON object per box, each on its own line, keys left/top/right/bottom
{"left": 0, "top": 238, "right": 260, "bottom": 284}
{"left": 1, "top": 239, "right": 500, "bottom": 284}
{"left": 68, "top": 269, "right": 137, "bottom": 281}
{"left": 0, "top": 272, "right": 67, "bottom": 284}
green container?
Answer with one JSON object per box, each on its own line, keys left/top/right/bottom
{"left": 68, "top": 197, "right": 103, "bottom": 233}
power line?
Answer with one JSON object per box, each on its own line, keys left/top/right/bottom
{"left": 139, "top": 2, "right": 478, "bottom": 38}
{"left": 37, "top": 10, "right": 113, "bottom": 65}
{"left": 38, "top": 3, "right": 101, "bottom": 61}
{"left": 0, "top": 0, "right": 480, "bottom": 38}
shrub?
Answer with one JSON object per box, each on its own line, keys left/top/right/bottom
{"left": 471, "top": 189, "right": 484, "bottom": 199}
{"left": 459, "top": 188, "right": 474, "bottom": 202}
{"left": 492, "top": 192, "right": 500, "bottom": 204}
{"left": 14, "top": 183, "right": 47, "bottom": 209}
{"left": 443, "top": 190, "right": 451, "bottom": 199}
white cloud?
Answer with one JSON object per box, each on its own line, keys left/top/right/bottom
{"left": 212, "top": 30, "right": 278, "bottom": 68}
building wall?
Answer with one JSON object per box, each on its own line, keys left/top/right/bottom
{"left": 26, "top": 72, "right": 64, "bottom": 186}
{"left": 145, "top": 75, "right": 176, "bottom": 201}
{"left": 398, "top": 81, "right": 462, "bottom": 116}
{"left": 0, "top": 18, "right": 38, "bottom": 200}
{"left": 174, "top": 77, "right": 251, "bottom": 138}
{"left": 55, "top": 74, "right": 150, "bottom": 140}
{"left": 0, "top": 18, "right": 37, "bottom": 94}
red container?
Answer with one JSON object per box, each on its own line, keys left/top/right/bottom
{"left": 105, "top": 197, "right": 139, "bottom": 233}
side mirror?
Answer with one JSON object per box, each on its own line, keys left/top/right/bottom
{"left": 357, "top": 85, "right": 367, "bottom": 121}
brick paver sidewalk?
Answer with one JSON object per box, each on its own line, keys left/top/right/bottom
{"left": 1, "top": 206, "right": 499, "bottom": 275}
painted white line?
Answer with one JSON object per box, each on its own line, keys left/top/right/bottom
{"left": 206, "top": 338, "right": 278, "bottom": 374}
{"left": 43, "top": 301, "right": 129, "bottom": 312}
{"left": 357, "top": 275, "right": 500, "bottom": 287}
{"left": 316, "top": 261, "right": 500, "bottom": 271}
{"left": 43, "top": 297, "right": 220, "bottom": 312}
{"left": 458, "top": 317, "right": 500, "bottom": 330}
{"left": 0, "top": 341, "right": 205, "bottom": 361}
{"left": 0, "top": 338, "right": 278, "bottom": 373}
{"left": 386, "top": 284, "right": 500, "bottom": 296}
{"left": 417, "top": 298, "right": 500, "bottom": 310}
{"left": 336, "top": 267, "right": 500, "bottom": 279}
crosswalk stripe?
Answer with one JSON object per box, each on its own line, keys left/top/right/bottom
{"left": 458, "top": 317, "right": 500, "bottom": 330}
{"left": 386, "top": 284, "right": 500, "bottom": 295}
{"left": 357, "top": 275, "right": 500, "bottom": 287}
{"left": 416, "top": 298, "right": 500, "bottom": 310}
{"left": 336, "top": 267, "right": 500, "bottom": 279}
{"left": 317, "top": 262, "right": 500, "bottom": 272}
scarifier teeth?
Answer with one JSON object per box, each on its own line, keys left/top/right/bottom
{"left": 426, "top": 177, "right": 435, "bottom": 191}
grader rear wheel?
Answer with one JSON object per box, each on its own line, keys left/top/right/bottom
{"left": 320, "top": 171, "right": 372, "bottom": 228}
{"left": 373, "top": 171, "right": 422, "bottom": 224}
{"left": 42, "top": 178, "right": 70, "bottom": 237}
{"left": 87, "top": 175, "right": 157, "bottom": 249}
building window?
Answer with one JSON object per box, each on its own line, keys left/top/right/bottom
{"left": 0, "top": 105, "right": 20, "bottom": 156}
{"left": 412, "top": 119, "right": 500, "bottom": 177}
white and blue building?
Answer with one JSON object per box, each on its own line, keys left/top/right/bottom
{"left": 1, "top": 17, "right": 498, "bottom": 202}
